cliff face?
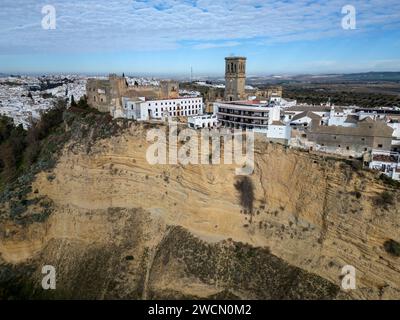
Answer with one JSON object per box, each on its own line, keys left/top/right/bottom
{"left": 0, "top": 121, "right": 399, "bottom": 299}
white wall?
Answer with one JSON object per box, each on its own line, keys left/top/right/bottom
{"left": 388, "top": 122, "right": 400, "bottom": 139}
{"left": 290, "top": 116, "right": 313, "bottom": 126}
{"left": 267, "top": 124, "right": 291, "bottom": 141}
{"left": 146, "top": 97, "right": 203, "bottom": 119}
{"left": 121, "top": 97, "right": 203, "bottom": 120}
{"left": 268, "top": 105, "right": 281, "bottom": 125}
{"left": 188, "top": 115, "right": 218, "bottom": 129}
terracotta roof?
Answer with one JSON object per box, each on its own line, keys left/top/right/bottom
{"left": 372, "top": 154, "right": 399, "bottom": 163}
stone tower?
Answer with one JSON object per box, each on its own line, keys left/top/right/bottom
{"left": 224, "top": 56, "right": 246, "bottom": 101}
{"left": 159, "top": 80, "right": 179, "bottom": 99}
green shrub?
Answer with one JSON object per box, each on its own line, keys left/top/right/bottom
{"left": 234, "top": 176, "right": 254, "bottom": 214}
{"left": 350, "top": 191, "right": 362, "bottom": 199}
{"left": 379, "top": 174, "right": 400, "bottom": 188}
{"left": 384, "top": 239, "right": 400, "bottom": 257}
{"left": 373, "top": 191, "right": 394, "bottom": 209}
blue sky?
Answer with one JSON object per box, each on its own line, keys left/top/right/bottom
{"left": 1, "top": 0, "right": 400, "bottom": 76}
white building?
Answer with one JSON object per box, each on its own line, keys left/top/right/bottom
{"left": 213, "top": 101, "right": 278, "bottom": 132}
{"left": 213, "top": 100, "right": 293, "bottom": 144}
{"left": 387, "top": 122, "right": 400, "bottom": 151}
{"left": 289, "top": 111, "right": 322, "bottom": 127}
{"left": 327, "top": 106, "right": 358, "bottom": 127}
{"left": 269, "top": 95, "right": 282, "bottom": 104}
{"left": 269, "top": 96, "right": 297, "bottom": 109}
{"left": 266, "top": 121, "right": 292, "bottom": 143}
{"left": 283, "top": 106, "right": 331, "bottom": 123}
{"left": 369, "top": 150, "right": 400, "bottom": 181}
{"left": 117, "top": 97, "right": 204, "bottom": 120}
{"left": 188, "top": 114, "right": 218, "bottom": 129}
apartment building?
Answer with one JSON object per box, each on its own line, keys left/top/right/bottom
{"left": 117, "top": 97, "right": 204, "bottom": 121}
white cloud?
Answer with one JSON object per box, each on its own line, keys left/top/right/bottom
{"left": 192, "top": 41, "right": 240, "bottom": 49}
{"left": 0, "top": 0, "right": 399, "bottom": 53}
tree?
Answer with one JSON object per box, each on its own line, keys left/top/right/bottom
{"left": 77, "top": 95, "right": 89, "bottom": 109}
{"left": 70, "top": 95, "right": 77, "bottom": 107}
{"left": 234, "top": 177, "right": 255, "bottom": 222}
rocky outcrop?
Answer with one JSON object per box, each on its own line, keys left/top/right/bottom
{"left": 0, "top": 122, "right": 399, "bottom": 299}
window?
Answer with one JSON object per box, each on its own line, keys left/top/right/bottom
{"left": 378, "top": 144, "right": 383, "bottom": 148}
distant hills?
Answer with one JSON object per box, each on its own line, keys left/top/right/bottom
{"left": 247, "top": 72, "right": 400, "bottom": 85}
{"left": 1, "top": 71, "right": 400, "bottom": 83}
{"left": 340, "top": 72, "right": 400, "bottom": 81}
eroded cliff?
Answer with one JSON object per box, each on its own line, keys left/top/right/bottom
{"left": 0, "top": 117, "right": 399, "bottom": 299}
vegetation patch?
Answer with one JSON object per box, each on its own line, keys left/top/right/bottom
{"left": 383, "top": 239, "right": 400, "bottom": 257}
{"left": 234, "top": 176, "right": 255, "bottom": 218}
{"left": 151, "top": 226, "right": 340, "bottom": 300}
{"left": 373, "top": 191, "right": 395, "bottom": 209}
{"left": 0, "top": 95, "right": 130, "bottom": 224}
{"left": 282, "top": 85, "right": 400, "bottom": 108}
{"left": 379, "top": 174, "right": 400, "bottom": 189}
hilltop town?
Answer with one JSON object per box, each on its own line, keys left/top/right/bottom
{"left": 85, "top": 57, "right": 400, "bottom": 181}
{"left": 0, "top": 57, "right": 400, "bottom": 300}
